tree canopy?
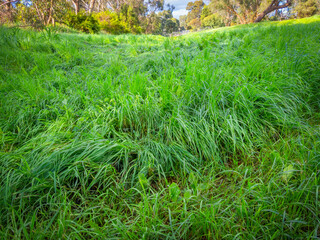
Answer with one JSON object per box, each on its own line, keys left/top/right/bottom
{"left": 180, "top": 0, "right": 319, "bottom": 30}
{"left": 1, "top": 0, "right": 319, "bottom": 33}
{"left": 0, "top": 0, "right": 180, "bottom": 34}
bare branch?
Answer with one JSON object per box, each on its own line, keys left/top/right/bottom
{"left": 254, "top": 0, "right": 292, "bottom": 22}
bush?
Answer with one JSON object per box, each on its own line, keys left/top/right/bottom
{"left": 96, "top": 11, "right": 130, "bottom": 34}
{"left": 65, "top": 12, "right": 100, "bottom": 34}
{"left": 95, "top": 10, "right": 143, "bottom": 35}
{"left": 295, "top": 0, "right": 319, "bottom": 18}
{"left": 201, "top": 14, "right": 225, "bottom": 28}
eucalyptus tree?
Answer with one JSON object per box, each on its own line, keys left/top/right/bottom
{"left": 208, "top": 0, "right": 293, "bottom": 23}
{"left": 186, "top": 0, "right": 205, "bottom": 23}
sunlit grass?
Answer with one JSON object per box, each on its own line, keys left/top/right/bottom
{"left": 0, "top": 16, "right": 320, "bottom": 239}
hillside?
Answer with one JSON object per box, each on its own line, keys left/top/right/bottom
{"left": 1, "top": 16, "right": 320, "bottom": 239}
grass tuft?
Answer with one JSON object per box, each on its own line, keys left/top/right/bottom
{"left": 1, "top": 16, "right": 320, "bottom": 239}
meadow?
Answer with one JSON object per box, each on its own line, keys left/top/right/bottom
{"left": 0, "top": 16, "right": 320, "bottom": 239}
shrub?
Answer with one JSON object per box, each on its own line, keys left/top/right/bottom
{"left": 65, "top": 12, "right": 100, "bottom": 34}
{"left": 95, "top": 9, "right": 143, "bottom": 35}
{"left": 96, "top": 11, "right": 130, "bottom": 34}
{"left": 201, "top": 14, "right": 225, "bottom": 28}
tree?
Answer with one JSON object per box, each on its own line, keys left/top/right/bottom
{"left": 145, "top": 0, "right": 164, "bottom": 34}
{"left": 200, "top": 4, "right": 211, "bottom": 20}
{"left": 95, "top": 10, "right": 127, "bottom": 33}
{"left": 12, "top": 0, "right": 72, "bottom": 26}
{"left": 69, "top": 0, "right": 80, "bottom": 14}
{"left": 69, "top": 0, "right": 104, "bottom": 14}
{"left": 165, "top": 17, "right": 179, "bottom": 33}
{"left": 294, "top": 0, "right": 319, "bottom": 18}
{"left": 0, "top": 0, "right": 179, "bottom": 35}
{"left": 158, "top": 8, "right": 179, "bottom": 33}
{"left": 145, "top": 11, "right": 162, "bottom": 34}
{"left": 0, "top": 0, "right": 13, "bottom": 22}
{"left": 0, "top": 0, "right": 32, "bottom": 23}
{"left": 147, "top": 0, "right": 164, "bottom": 13}
{"left": 201, "top": 14, "right": 224, "bottom": 28}
{"left": 200, "top": 4, "right": 224, "bottom": 28}
{"left": 119, "top": 4, "right": 142, "bottom": 33}
{"left": 208, "top": 0, "right": 293, "bottom": 24}
{"left": 185, "top": 0, "right": 204, "bottom": 29}
{"left": 188, "top": 18, "right": 201, "bottom": 29}
{"left": 254, "top": 0, "right": 293, "bottom": 22}
{"left": 179, "top": 15, "right": 187, "bottom": 29}
{"left": 186, "top": 0, "right": 204, "bottom": 23}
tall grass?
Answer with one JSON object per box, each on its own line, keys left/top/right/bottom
{"left": 0, "top": 16, "right": 320, "bottom": 239}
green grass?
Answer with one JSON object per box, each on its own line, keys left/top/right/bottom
{"left": 0, "top": 15, "right": 320, "bottom": 239}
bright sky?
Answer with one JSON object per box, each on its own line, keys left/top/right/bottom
{"left": 165, "top": 0, "right": 210, "bottom": 19}
{"left": 165, "top": 0, "right": 188, "bottom": 19}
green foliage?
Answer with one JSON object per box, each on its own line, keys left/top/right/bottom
{"left": 96, "top": 11, "right": 130, "bottom": 34}
{"left": 145, "top": 12, "right": 162, "bottom": 34}
{"left": 1, "top": 0, "right": 177, "bottom": 35}
{"left": 162, "top": 18, "right": 179, "bottom": 33}
{"left": 13, "top": 0, "right": 72, "bottom": 27}
{"left": 118, "top": 4, "right": 143, "bottom": 34}
{"left": 14, "top": 4, "right": 44, "bottom": 28}
{"left": 95, "top": 7, "right": 144, "bottom": 35}
{"left": 201, "top": 13, "right": 225, "bottom": 28}
{"left": 200, "top": 5, "right": 211, "bottom": 20}
{"left": 169, "top": 183, "right": 181, "bottom": 202}
{"left": 200, "top": 5, "right": 225, "bottom": 28}
{"left": 185, "top": 0, "right": 205, "bottom": 30}
{"left": 158, "top": 10, "right": 180, "bottom": 33}
{"left": 208, "top": 0, "right": 292, "bottom": 24}
{"left": 183, "top": 189, "right": 192, "bottom": 201}
{"left": 282, "top": 164, "right": 295, "bottom": 183}
{"left": 0, "top": 16, "right": 320, "bottom": 239}
{"left": 295, "top": 0, "right": 319, "bottom": 18}
{"left": 65, "top": 12, "right": 100, "bottom": 34}
{"left": 186, "top": 0, "right": 205, "bottom": 22}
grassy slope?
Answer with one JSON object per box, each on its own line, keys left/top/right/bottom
{"left": 0, "top": 16, "right": 320, "bottom": 239}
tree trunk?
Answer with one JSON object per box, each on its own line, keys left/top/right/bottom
{"left": 46, "top": 0, "right": 54, "bottom": 25}
{"left": 89, "top": 0, "right": 96, "bottom": 13}
{"left": 254, "top": 0, "right": 292, "bottom": 22}
{"left": 6, "top": 0, "right": 12, "bottom": 21}
{"left": 34, "top": 2, "right": 45, "bottom": 24}
{"left": 70, "top": 0, "right": 78, "bottom": 14}
{"left": 97, "top": 0, "right": 101, "bottom": 12}
{"left": 225, "top": 4, "right": 247, "bottom": 24}
{"left": 77, "top": 0, "right": 80, "bottom": 14}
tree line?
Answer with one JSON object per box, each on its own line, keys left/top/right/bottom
{"left": 0, "top": 0, "right": 319, "bottom": 34}
{"left": 180, "top": 0, "right": 319, "bottom": 31}
{"left": 0, "top": 0, "right": 179, "bottom": 34}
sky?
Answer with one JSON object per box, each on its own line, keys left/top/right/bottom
{"left": 166, "top": 0, "right": 209, "bottom": 19}
{"left": 165, "top": 0, "right": 189, "bottom": 19}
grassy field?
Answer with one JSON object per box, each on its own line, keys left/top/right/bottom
{"left": 0, "top": 16, "right": 320, "bottom": 239}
